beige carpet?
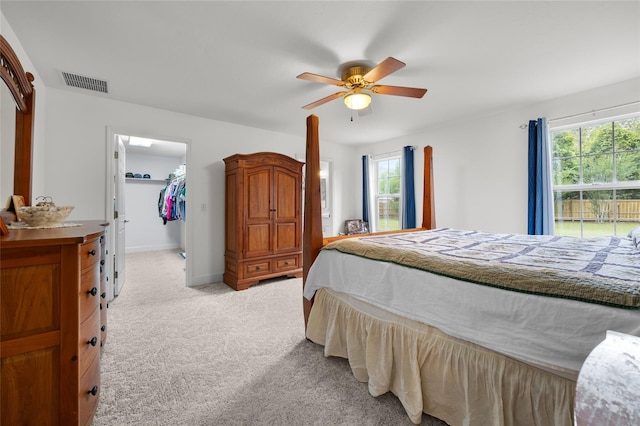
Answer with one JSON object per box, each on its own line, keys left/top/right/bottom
{"left": 93, "top": 249, "right": 448, "bottom": 426}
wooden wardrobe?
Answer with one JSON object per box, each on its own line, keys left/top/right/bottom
{"left": 223, "top": 152, "right": 303, "bottom": 290}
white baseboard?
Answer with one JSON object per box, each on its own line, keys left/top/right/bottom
{"left": 189, "top": 273, "right": 223, "bottom": 287}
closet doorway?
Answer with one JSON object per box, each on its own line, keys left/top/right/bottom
{"left": 106, "top": 130, "right": 189, "bottom": 302}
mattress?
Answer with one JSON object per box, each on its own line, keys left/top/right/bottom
{"left": 303, "top": 247, "right": 640, "bottom": 375}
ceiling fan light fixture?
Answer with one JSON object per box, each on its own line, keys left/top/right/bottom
{"left": 344, "top": 90, "right": 371, "bottom": 110}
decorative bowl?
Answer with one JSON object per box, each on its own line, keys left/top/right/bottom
{"left": 17, "top": 205, "right": 74, "bottom": 227}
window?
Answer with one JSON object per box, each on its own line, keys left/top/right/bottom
{"left": 551, "top": 114, "right": 640, "bottom": 237}
{"left": 374, "top": 155, "right": 402, "bottom": 231}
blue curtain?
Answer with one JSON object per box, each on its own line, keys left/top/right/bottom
{"left": 527, "top": 118, "right": 554, "bottom": 235}
{"left": 402, "top": 146, "right": 416, "bottom": 229}
{"left": 362, "top": 155, "right": 370, "bottom": 223}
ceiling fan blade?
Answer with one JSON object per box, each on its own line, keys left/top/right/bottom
{"left": 297, "top": 72, "right": 345, "bottom": 86}
{"left": 302, "top": 92, "right": 347, "bottom": 110}
{"left": 371, "top": 85, "right": 427, "bottom": 98}
{"left": 363, "top": 57, "right": 406, "bottom": 83}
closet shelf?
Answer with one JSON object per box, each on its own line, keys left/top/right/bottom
{"left": 126, "top": 178, "right": 167, "bottom": 183}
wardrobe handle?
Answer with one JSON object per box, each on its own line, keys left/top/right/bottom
{"left": 87, "top": 337, "right": 98, "bottom": 346}
{"left": 88, "top": 287, "right": 98, "bottom": 296}
{"left": 88, "top": 386, "right": 99, "bottom": 396}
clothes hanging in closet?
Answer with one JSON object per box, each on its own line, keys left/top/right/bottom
{"left": 158, "top": 176, "right": 186, "bottom": 224}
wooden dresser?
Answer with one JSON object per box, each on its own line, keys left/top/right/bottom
{"left": 223, "top": 152, "right": 303, "bottom": 290}
{"left": 1, "top": 220, "right": 108, "bottom": 426}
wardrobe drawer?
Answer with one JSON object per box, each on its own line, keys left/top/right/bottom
{"left": 274, "top": 256, "right": 298, "bottom": 272}
{"left": 244, "top": 260, "right": 271, "bottom": 277}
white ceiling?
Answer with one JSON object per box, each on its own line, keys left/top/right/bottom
{"left": 2, "top": 1, "right": 639, "bottom": 146}
{"left": 120, "top": 135, "right": 187, "bottom": 157}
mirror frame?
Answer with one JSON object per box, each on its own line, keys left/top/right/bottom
{"left": 1, "top": 34, "right": 35, "bottom": 205}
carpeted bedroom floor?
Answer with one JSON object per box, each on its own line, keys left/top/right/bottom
{"left": 93, "top": 249, "right": 448, "bottom": 425}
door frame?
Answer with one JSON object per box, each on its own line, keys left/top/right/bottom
{"left": 104, "top": 126, "right": 193, "bottom": 297}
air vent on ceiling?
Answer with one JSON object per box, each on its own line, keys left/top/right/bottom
{"left": 61, "top": 71, "right": 108, "bottom": 93}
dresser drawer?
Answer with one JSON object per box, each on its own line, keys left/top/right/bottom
{"left": 79, "top": 355, "right": 100, "bottom": 426}
{"left": 274, "top": 256, "right": 299, "bottom": 272}
{"left": 80, "top": 239, "right": 101, "bottom": 270}
{"left": 99, "top": 236, "right": 106, "bottom": 278}
{"left": 244, "top": 260, "right": 271, "bottom": 277}
{"left": 100, "top": 300, "right": 107, "bottom": 349}
{"left": 80, "top": 266, "right": 101, "bottom": 323}
{"left": 79, "top": 308, "right": 100, "bottom": 376}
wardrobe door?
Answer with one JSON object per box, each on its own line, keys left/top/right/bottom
{"left": 273, "top": 166, "right": 301, "bottom": 254}
{"left": 244, "top": 165, "right": 273, "bottom": 258}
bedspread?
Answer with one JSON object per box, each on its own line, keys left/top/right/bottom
{"left": 323, "top": 228, "right": 640, "bottom": 309}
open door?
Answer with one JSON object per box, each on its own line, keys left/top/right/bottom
{"left": 114, "top": 135, "right": 127, "bottom": 296}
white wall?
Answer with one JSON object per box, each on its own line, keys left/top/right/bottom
{"left": 354, "top": 77, "right": 640, "bottom": 234}
{"left": 125, "top": 152, "right": 184, "bottom": 252}
{"left": 40, "top": 87, "right": 353, "bottom": 287}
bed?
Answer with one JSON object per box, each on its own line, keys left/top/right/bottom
{"left": 301, "top": 115, "right": 640, "bottom": 425}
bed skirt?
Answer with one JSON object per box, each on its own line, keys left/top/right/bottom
{"left": 306, "top": 288, "right": 576, "bottom": 426}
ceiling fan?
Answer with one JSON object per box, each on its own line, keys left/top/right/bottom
{"left": 297, "top": 57, "right": 427, "bottom": 111}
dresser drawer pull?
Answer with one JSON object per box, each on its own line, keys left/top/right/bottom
{"left": 87, "top": 336, "right": 98, "bottom": 346}
{"left": 284, "top": 261, "right": 289, "bottom": 265}
{"left": 256, "top": 266, "right": 261, "bottom": 270}
{"left": 88, "top": 287, "right": 98, "bottom": 296}
{"left": 88, "top": 386, "right": 99, "bottom": 396}
{"left": 101, "top": 292, "right": 106, "bottom": 299}
{"left": 101, "top": 325, "right": 106, "bottom": 332}
{"left": 88, "top": 249, "right": 97, "bottom": 256}
{"left": 100, "top": 259, "right": 105, "bottom": 265}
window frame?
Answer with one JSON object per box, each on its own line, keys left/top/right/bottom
{"left": 550, "top": 112, "right": 640, "bottom": 237}
{"left": 372, "top": 154, "right": 403, "bottom": 232}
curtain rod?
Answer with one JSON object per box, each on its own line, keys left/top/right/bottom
{"left": 519, "top": 100, "right": 640, "bottom": 129}
{"left": 548, "top": 100, "right": 640, "bottom": 123}
{"left": 371, "top": 145, "right": 418, "bottom": 159}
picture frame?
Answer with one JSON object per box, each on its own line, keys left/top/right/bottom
{"left": 9, "top": 195, "right": 26, "bottom": 221}
{"left": 345, "top": 219, "right": 369, "bottom": 235}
